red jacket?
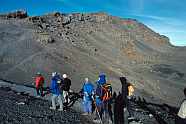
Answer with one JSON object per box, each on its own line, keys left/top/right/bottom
{"left": 35, "top": 76, "right": 44, "bottom": 88}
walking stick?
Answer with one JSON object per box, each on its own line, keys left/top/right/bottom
{"left": 93, "top": 98, "right": 103, "bottom": 124}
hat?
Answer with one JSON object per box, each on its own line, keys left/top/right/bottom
{"left": 52, "top": 72, "right": 57, "bottom": 77}
{"left": 63, "top": 74, "right": 67, "bottom": 78}
{"left": 37, "top": 72, "right": 41, "bottom": 75}
{"left": 85, "top": 78, "right": 89, "bottom": 82}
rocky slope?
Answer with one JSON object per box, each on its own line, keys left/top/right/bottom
{"left": 0, "top": 80, "right": 177, "bottom": 124}
{"left": 0, "top": 86, "right": 94, "bottom": 124}
{"left": 0, "top": 11, "right": 186, "bottom": 107}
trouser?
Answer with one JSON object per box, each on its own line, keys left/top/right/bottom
{"left": 95, "top": 104, "right": 103, "bottom": 120}
{"left": 51, "top": 94, "right": 63, "bottom": 109}
{"left": 63, "top": 91, "right": 70, "bottom": 103}
{"left": 175, "top": 116, "right": 186, "bottom": 124}
{"left": 36, "top": 86, "right": 43, "bottom": 96}
{"left": 103, "top": 101, "right": 113, "bottom": 123}
{"left": 83, "top": 100, "right": 92, "bottom": 113}
{"left": 124, "top": 107, "right": 129, "bottom": 124}
{"left": 127, "top": 96, "right": 133, "bottom": 117}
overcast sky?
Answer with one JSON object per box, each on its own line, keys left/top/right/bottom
{"left": 1, "top": 0, "right": 186, "bottom": 46}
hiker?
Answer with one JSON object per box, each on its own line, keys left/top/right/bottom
{"left": 102, "top": 83, "right": 113, "bottom": 123}
{"left": 114, "top": 92, "right": 125, "bottom": 124}
{"left": 35, "top": 72, "right": 44, "bottom": 97}
{"left": 120, "top": 77, "right": 129, "bottom": 124}
{"left": 50, "top": 72, "right": 63, "bottom": 111}
{"left": 96, "top": 73, "right": 113, "bottom": 122}
{"left": 95, "top": 73, "right": 107, "bottom": 100}
{"left": 176, "top": 88, "right": 186, "bottom": 124}
{"left": 82, "top": 78, "right": 94, "bottom": 115}
{"left": 61, "top": 74, "right": 71, "bottom": 105}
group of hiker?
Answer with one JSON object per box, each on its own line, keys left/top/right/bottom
{"left": 34, "top": 72, "right": 135, "bottom": 123}
{"left": 34, "top": 72, "right": 186, "bottom": 124}
{"left": 35, "top": 72, "right": 71, "bottom": 111}
{"left": 81, "top": 74, "right": 113, "bottom": 122}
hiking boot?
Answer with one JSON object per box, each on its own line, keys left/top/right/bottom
{"left": 108, "top": 119, "right": 113, "bottom": 124}
{"left": 93, "top": 119, "right": 101, "bottom": 123}
{"left": 36, "top": 95, "right": 41, "bottom": 98}
{"left": 50, "top": 107, "right": 56, "bottom": 110}
{"left": 58, "top": 108, "right": 63, "bottom": 111}
{"left": 88, "top": 113, "right": 92, "bottom": 116}
{"left": 128, "top": 116, "right": 135, "bottom": 121}
{"left": 81, "top": 112, "right": 88, "bottom": 116}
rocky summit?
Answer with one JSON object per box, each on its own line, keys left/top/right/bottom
{"left": 0, "top": 11, "right": 186, "bottom": 107}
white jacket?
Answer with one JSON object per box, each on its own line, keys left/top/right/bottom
{"left": 178, "top": 100, "right": 186, "bottom": 119}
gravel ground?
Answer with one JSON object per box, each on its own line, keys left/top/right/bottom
{"left": 0, "top": 87, "right": 93, "bottom": 124}
{"left": 0, "top": 81, "right": 178, "bottom": 124}
{"left": 127, "top": 98, "right": 177, "bottom": 124}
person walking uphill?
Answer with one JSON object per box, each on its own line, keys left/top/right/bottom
{"left": 82, "top": 78, "right": 94, "bottom": 115}
{"left": 61, "top": 74, "right": 71, "bottom": 105}
{"left": 96, "top": 73, "right": 113, "bottom": 123}
{"left": 50, "top": 72, "right": 63, "bottom": 111}
{"left": 35, "top": 72, "right": 44, "bottom": 97}
{"left": 176, "top": 88, "right": 186, "bottom": 124}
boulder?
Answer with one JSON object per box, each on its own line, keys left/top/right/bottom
{"left": 62, "top": 15, "right": 72, "bottom": 25}
{"left": 6, "top": 10, "right": 28, "bottom": 19}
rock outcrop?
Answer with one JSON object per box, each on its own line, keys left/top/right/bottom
{"left": 0, "top": 10, "right": 28, "bottom": 19}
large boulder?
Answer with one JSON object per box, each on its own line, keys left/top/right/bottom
{"left": 6, "top": 10, "right": 28, "bottom": 19}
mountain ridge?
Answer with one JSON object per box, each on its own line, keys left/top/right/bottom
{"left": 0, "top": 11, "right": 186, "bottom": 106}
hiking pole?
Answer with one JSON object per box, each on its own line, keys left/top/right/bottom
{"left": 93, "top": 98, "right": 103, "bottom": 124}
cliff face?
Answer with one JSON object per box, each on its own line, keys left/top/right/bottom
{"left": 0, "top": 11, "right": 186, "bottom": 106}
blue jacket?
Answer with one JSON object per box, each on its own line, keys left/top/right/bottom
{"left": 83, "top": 82, "right": 94, "bottom": 94}
{"left": 83, "top": 82, "right": 94, "bottom": 101}
{"left": 50, "top": 75, "right": 61, "bottom": 95}
{"left": 97, "top": 74, "right": 106, "bottom": 85}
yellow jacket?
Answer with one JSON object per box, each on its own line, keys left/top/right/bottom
{"left": 128, "top": 85, "right": 134, "bottom": 96}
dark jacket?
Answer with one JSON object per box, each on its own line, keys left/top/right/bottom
{"left": 62, "top": 78, "right": 71, "bottom": 91}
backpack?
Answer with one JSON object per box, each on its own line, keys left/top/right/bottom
{"left": 102, "top": 83, "right": 112, "bottom": 101}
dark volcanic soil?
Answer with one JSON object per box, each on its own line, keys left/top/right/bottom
{"left": 0, "top": 82, "right": 178, "bottom": 124}
{"left": 0, "top": 87, "right": 93, "bottom": 124}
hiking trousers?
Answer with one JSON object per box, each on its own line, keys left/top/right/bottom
{"left": 63, "top": 91, "right": 70, "bottom": 103}
{"left": 83, "top": 100, "right": 92, "bottom": 113}
{"left": 36, "top": 86, "right": 43, "bottom": 96}
{"left": 175, "top": 116, "right": 186, "bottom": 124}
{"left": 51, "top": 94, "right": 63, "bottom": 109}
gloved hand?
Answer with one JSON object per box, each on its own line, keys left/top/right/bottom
{"left": 84, "top": 92, "right": 88, "bottom": 97}
{"left": 91, "top": 95, "right": 94, "bottom": 100}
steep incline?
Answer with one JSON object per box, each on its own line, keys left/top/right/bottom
{"left": 0, "top": 12, "right": 186, "bottom": 106}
